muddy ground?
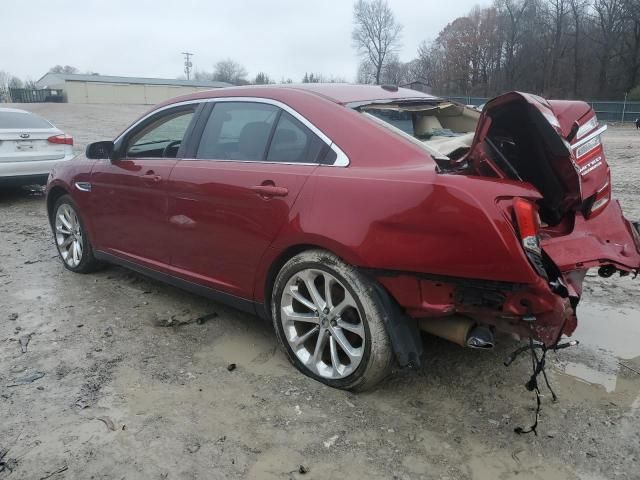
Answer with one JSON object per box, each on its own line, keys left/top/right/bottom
{"left": 1, "top": 104, "right": 639, "bottom": 480}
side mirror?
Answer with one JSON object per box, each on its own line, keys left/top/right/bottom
{"left": 86, "top": 141, "right": 115, "bottom": 160}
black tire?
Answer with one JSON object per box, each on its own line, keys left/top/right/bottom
{"left": 52, "top": 194, "right": 103, "bottom": 273}
{"left": 271, "top": 249, "right": 394, "bottom": 391}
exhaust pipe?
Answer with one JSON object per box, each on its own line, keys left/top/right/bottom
{"left": 466, "top": 325, "right": 495, "bottom": 349}
{"left": 418, "top": 316, "right": 494, "bottom": 349}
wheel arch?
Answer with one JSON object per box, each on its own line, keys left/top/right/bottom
{"left": 46, "top": 185, "right": 70, "bottom": 227}
{"left": 261, "top": 243, "right": 329, "bottom": 320}
{"left": 259, "top": 243, "right": 424, "bottom": 367}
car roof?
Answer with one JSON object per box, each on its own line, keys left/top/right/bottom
{"left": 279, "top": 84, "right": 437, "bottom": 104}
{"left": 163, "top": 83, "right": 437, "bottom": 107}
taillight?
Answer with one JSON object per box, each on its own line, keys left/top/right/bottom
{"left": 47, "top": 134, "right": 73, "bottom": 146}
{"left": 513, "top": 198, "right": 541, "bottom": 255}
{"left": 513, "top": 197, "right": 548, "bottom": 279}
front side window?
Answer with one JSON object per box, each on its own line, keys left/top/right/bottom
{"left": 197, "top": 102, "right": 279, "bottom": 160}
{"left": 126, "top": 107, "right": 195, "bottom": 158}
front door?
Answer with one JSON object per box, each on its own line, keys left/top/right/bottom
{"left": 89, "top": 105, "right": 198, "bottom": 269}
{"left": 167, "top": 101, "right": 326, "bottom": 299}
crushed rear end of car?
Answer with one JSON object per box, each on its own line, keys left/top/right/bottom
{"left": 358, "top": 91, "right": 640, "bottom": 350}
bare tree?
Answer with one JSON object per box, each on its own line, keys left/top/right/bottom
{"left": 192, "top": 69, "right": 214, "bottom": 81}
{"left": 547, "top": 0, "right": 570, "bottom": 95}
{"left": 622, "top": 0, "right": 640, "bottom": 91}
{"left": 253, "top": 72, "right": 273, "bottom": 84}
{"left": 569, "top": 0, "right": 588, "bottom": 97}
{"left": 352, "top": 0, "right": 403, "bottom": 84}
{"left": 411, "top": 0, "right": 640, "bottom": 99}
{"left": 213, "top": 59, "right": 248, "bottom": 85}
{"left": 381, "top": 55, "right": 410, "bottom": 85}
{"left": 0, "top": 70, "right": 11, "bottom": 102}
{"left": 593, "top": 0, "right": 624, "bottom": 97}
{"left": 357, "top": 59, "right": 377, "bottom": 84}
{"left": 497, "top": 0, "right": 531, "bottom": 88}
{"left": 8, "top": 76, "right": 23, "bottom": 89}
{"left": 49, "top": 65, "right": 79, "bottom": 74}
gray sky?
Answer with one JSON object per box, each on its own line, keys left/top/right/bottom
{"left": 2, "top": 0, "right": 482, "bottom": 83}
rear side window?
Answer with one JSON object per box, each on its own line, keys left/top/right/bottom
{"left": 197, "top": 102, "right": 279, "bottom": 160}
{"left": 0, "top": 111, "right": 53, "bottom": 129}
{"left": 266, "top": 112, "right": 325, "bottom": 164}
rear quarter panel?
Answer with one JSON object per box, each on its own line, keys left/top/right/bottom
{"left": 255, "top": 164, "right": 545, "bottom": 302}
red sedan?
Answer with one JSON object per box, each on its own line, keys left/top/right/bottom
{"left": 46, "top": 84, "right": 640, "bottom": 390}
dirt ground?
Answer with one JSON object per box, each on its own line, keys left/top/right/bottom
{"left": 1, "top": 103, "right": 639, "bottom": 480}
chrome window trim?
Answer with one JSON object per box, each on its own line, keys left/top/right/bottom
{"left": 183, "top": 158, "right": 319, "bottom": 167}
{"left": 572, "top": 125, "right": 607, "bottom": 150}
{"left": 114, "top": 97, "right": 349, "bottom": 167}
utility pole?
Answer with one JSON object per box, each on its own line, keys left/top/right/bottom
{"left": 182, "top": 52, "right": 194, "bottom": 80}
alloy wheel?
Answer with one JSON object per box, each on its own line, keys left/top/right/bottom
{"left": 280, "top": 268, "right": 366, "bottom": 379}
{"left": 55, "top": 203, "right": 83, "bottom": 268}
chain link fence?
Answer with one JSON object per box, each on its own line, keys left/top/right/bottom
{"left": 444, "top": 95, "right": 640, "bottom": 123}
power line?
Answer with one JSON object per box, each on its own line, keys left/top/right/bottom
{"left": 182, "top": 52, "right": 194, "bottom": 80}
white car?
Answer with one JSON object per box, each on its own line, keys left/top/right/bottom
{"left": 0, "top": 107, "right": 75, "bottom": 186}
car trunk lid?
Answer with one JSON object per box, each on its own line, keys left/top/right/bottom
{"left": 465, "top": 92, "right": 640, "bottom": 276}
{"left": 0, "top": 129, "right": 68, "bottom": 162}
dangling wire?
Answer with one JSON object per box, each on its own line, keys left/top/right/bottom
{"left": 505, "top": 336, "right": 578, "bottom": 435}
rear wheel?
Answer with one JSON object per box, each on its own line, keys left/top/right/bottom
{"left": 53, "top": 195, "right": 103, "bottom": 273}
{"left": 272, "top": 250, "right": 394, "bottom": 391}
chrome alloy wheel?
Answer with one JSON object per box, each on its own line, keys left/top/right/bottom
{"left": 280, "top": 269, "right": 366, "bottom": 379}
{"left": 55, "top": 203, "right": 83, "bottom": 268}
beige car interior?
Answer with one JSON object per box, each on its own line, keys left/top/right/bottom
{"left": 362, "top": 102, "right": 480, "bottom": 159}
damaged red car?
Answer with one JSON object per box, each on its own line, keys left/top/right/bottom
{"left": 46, "top": 84, "right": 640, "bottom": 390}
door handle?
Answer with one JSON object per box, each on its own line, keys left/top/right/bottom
{"left": 141, "top": 172, "right": 162, "bottom": 184}
{"left": 250, "top": 185, "right": 289, "bottom": 198}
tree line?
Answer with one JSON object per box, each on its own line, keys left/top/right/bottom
{"left": 188, "top": 59, "right": 347, "bottom": 85}
{"left": 353, "top": 0, "right": 640, "bottom": 100}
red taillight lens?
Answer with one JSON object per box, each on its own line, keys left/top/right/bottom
{"left": 513, "top": 198, "right": 541, "bottom": 255}
{"left": 47, "top": 134, "right": 73, "bottom": 146}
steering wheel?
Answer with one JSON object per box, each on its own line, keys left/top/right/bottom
{"left": 162, "top": 140, "right": 182, "bottom": 158}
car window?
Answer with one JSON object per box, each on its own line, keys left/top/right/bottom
{"left": 364, "top": 109, "right": 414, "bottom": 134}
{"left": 196, "top": 102, "right": 279, "bottom": 160}
{"left": 266, "top": 112, "right": 325, "bottom": 164}
{"left": 0, "top": 111, "right": 53, "bottom": 129}
{"left": 126, "top": 108, "right": 195, "bottom": 158}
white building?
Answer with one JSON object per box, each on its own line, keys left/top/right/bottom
{"left": 36, "top": 73, "right": 230, "bottom": 105}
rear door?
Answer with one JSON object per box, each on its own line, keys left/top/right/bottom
{"left": 88, "top": 104, "right": 199, "bottom": 268}
{"left": 166, "top": 100, "right": 325, "bottom": 299}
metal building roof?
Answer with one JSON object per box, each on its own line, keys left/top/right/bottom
{"left": 36, "top": 73, "right": 231, "bottom": 89}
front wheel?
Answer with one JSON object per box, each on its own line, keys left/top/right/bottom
{"left": 52, "top": 195, "right": 103, "bottom": 273}
{"left": 271, "top": 250, "right": 394, "bottom": 391}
